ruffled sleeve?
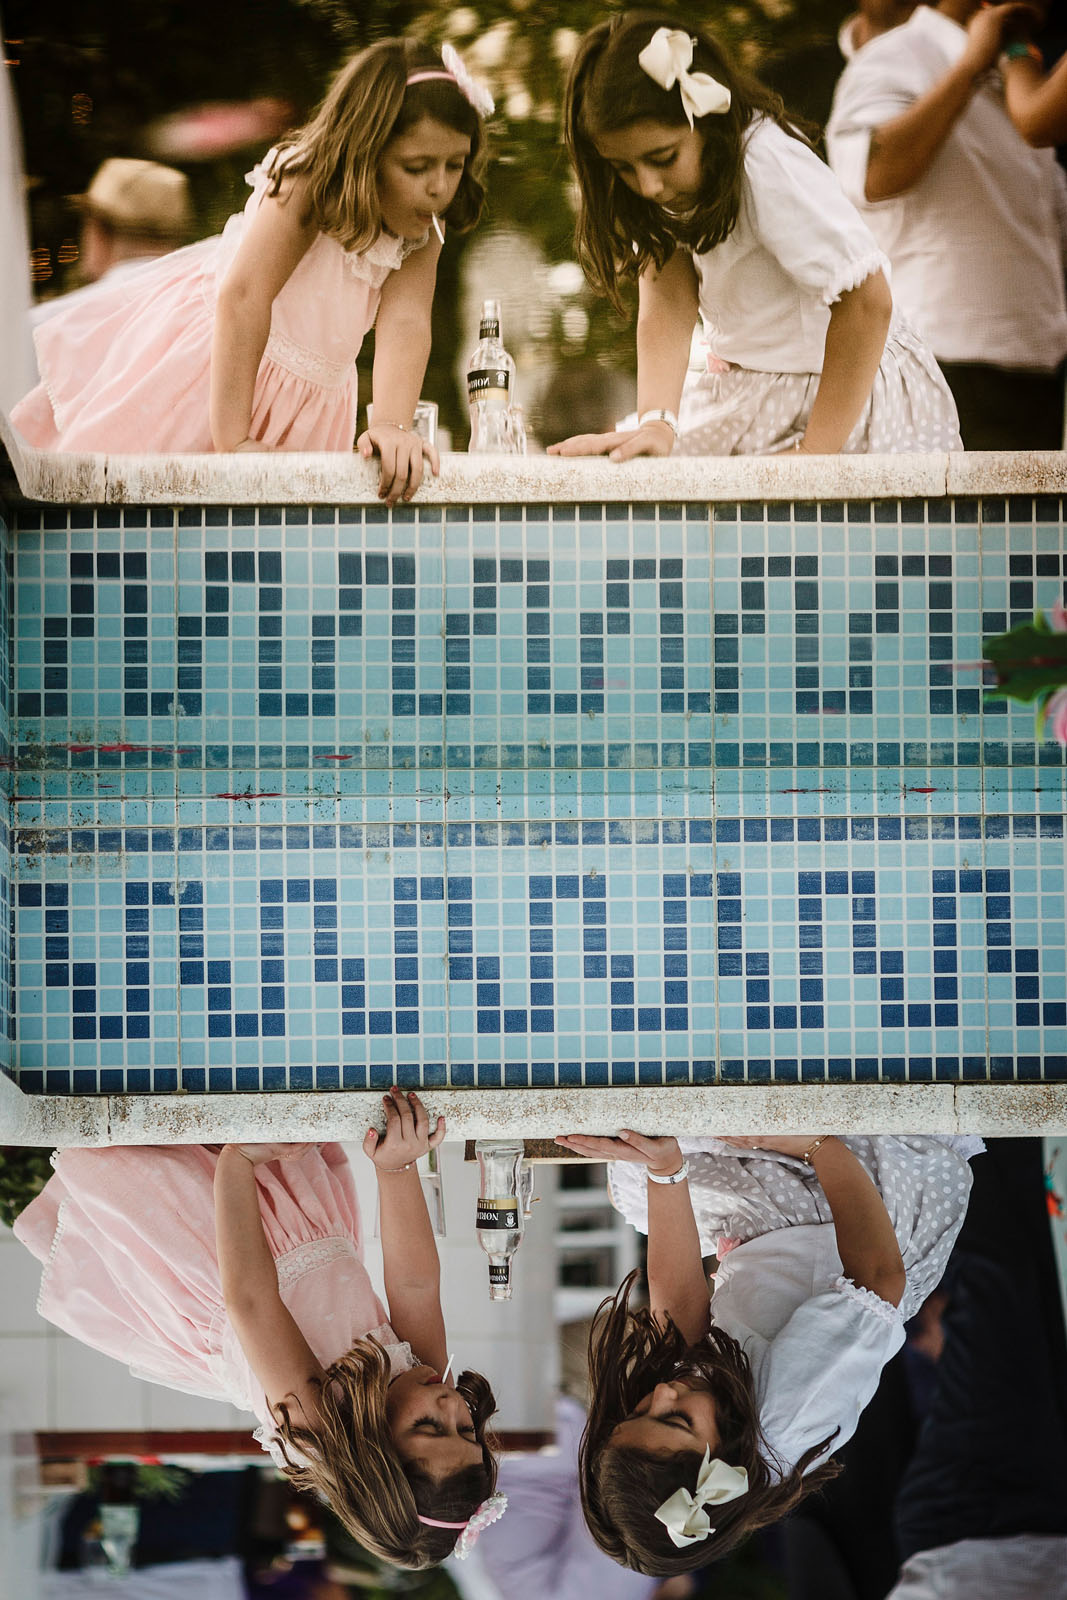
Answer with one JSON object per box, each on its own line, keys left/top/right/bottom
{"left": 741, "top": 119, "right": 891, "bottom": 305}
{"left": 341, "top": 229, "right": 431, "bottom": 289}
{"left": 725, "top": 1279, "right": 905, "bottom": 1478}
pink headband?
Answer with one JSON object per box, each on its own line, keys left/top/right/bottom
{"left": 417, "top": 1493, "right": 508, "bottom": 1559}
{"left": 405, "top": 44, "right": 495, "bottom": 118}
{"left": 406, "top": 69, "right": 455, "bottom": 88}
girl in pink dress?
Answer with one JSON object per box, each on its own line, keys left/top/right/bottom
{"left": 14, "top": 1090, "right": 506, "bottom": 1570}
{"left": 12, "top": 38, "right": 493, "bottom": 505}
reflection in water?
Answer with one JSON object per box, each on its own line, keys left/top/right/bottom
{"left": 8, "top": 1138, "right": 1067, "bottom": 1596}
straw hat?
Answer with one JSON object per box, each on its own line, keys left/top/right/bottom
{"left": 75, "top": 158, "right": 191, "bottom": 241}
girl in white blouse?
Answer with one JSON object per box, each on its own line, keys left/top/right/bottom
{"left": 551, "top": 1128, "right": 979, "bottom": 1578}
{"left": 548, "top": 11, "right": 960, "bottom": 459}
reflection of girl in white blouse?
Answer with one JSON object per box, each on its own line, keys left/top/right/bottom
{"left": 550, "top": 12, "right": 961, "bottom": 461}
{"left": 553, "top": 1127, "right": 981, "bottom": 1579}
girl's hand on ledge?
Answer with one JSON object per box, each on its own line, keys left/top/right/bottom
{"left": 363, "top": 1085, "right": 445, "bottom": 1170}
{"left": 555, "top": 1130, "right": 683, "bottom": 1177}
{"left": 358, "top": 423, "right": 439, "bottom": 508}
{"left": 232, "top": 438, "right": 275, "bottom": 453}
{"left": 547, "top": 421, "right": 675, "bottom": 462}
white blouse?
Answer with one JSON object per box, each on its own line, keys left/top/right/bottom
{"left": 689, "top": 117, "right": 890, "bottom": 376}
{"left": 708, "top": 1225, "right": 904, "bottom": 1477}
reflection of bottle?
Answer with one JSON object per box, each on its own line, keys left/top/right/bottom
{"left": 475, "top": 1139, "right": 524, "bottom": 1300}
{"left": 507, "top": 400, "right": 528, "bottom": 457}
{"left": 467, "top": 300, "right": 516, "bottom": 453}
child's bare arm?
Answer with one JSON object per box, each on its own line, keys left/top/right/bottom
{"left": 725, "top": 1135, "right": 906, "bottom": 1305}
{"left": 799, "top": 270, "right": 892, "bottom": 454}
{"left": 362, "top": 239, "right": 442, "bottom": 506}
{"left": 555, "top": 1130, "right": 710, "bottom": 1345}
{"left": 547, "top": 250, "right": 697, "bottom": 461}
{"left": 214, "top": 1144, "right": 327, "bottom": 1424}
{"left": 363, "top": 1088, "right": 448, "bottom": 1369}
{"left": 210, "top": 175, "right": 317, "bottom": 452}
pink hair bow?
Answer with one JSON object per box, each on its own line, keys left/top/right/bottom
{"left": 453, "top": 1491, "right": 508, "bottom": 1559}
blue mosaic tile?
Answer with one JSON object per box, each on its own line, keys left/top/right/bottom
{"left": 2, "top": 498, "right": 1065, "bottom": 1087}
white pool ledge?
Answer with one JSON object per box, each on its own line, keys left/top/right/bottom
{"left": 3, "top": 411, "right": 1065, "bottom": 506}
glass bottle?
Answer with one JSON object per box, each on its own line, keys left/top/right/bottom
{"left": 467, "top": 299, "right": 516, "bottom": 453}
{"left": 475, "top": 1139, "right": 525, "bottom": 1299}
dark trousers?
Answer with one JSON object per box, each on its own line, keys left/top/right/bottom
{"left": 938, "top": 361, "right": 1065, "bottom": 451}
{"left": 894, "top": 1138, "right": 1067, "bottom": 1562}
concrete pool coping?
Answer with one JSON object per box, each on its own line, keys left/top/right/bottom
{"left": 3, "top": 1069, "right": 1066, "bottom": 1145}
{"left": 3, "top": 413, "right": 1066, "bottom": 506}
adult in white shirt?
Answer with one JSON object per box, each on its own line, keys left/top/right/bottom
{"left": 826, "top": 1, "right": 1067, "bottom": 449}
{"left": 839, "top": 1, "right": 918, "bottom": 63}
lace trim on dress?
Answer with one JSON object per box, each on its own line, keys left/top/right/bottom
{"left": 822, "top": 248, "right": 891, "bottom": 307}
{"left": 35, "top": 1191, "right": 69, "bottom": 1317}
{"left": 264, "top": 328, "right": 354, "bottom": 389}
{"left": 833, "top": 1274, "right": 904, "bottom": 1326}
{"left": 341, "top": 229, "right": 430, "bottom": 289}
{"left": 273, "top": 1235, "right": 355, "bottom": 1290}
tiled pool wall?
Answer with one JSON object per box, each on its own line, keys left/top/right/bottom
{"left": 1, "top": 491, "right": 1066, "bottom": 1096}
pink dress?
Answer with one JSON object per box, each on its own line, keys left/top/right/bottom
{"left": 12, "top": 153, "right": 428, "bottom": 453}
{"left": 13, "top": 1143, "right": 417, "bottom": 1462}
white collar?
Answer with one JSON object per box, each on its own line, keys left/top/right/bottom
{"left": 909, "top": 5, "right": 969, "bottom": 43}
{"left": 838, "top": 15, "right": 861, "bottom": 60}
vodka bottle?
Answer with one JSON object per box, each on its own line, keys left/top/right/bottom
{"left": 467, "top": 299, "right": 516, "bottom": 453}
{"left": 475, "top": 1138, "right": 525, "bottom": 1299}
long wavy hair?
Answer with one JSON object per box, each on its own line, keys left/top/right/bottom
{"left": 564, "top": 10, "right": 810, "bottom": 312}
{"left": 265, "top": 37, "right": 488, "bottom": 251}
{"left": 268, "top": 1335, "right": 499, "bottom": 1570}
{"left": 579, "top": 1271, "right": 840, "bottom": 1576}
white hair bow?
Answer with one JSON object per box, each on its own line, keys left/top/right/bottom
{"left": 441, "top": 42, "right": 495, "bottom": 119}
{"left": 653, "top": 1448, "right": 749, "bottom": 1548}
{"left": 637, "top": 28, "right": 732, "bottom": 126}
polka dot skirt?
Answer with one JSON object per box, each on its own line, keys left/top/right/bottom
{"left": 608, "top": 1136, "right": 982, "bottom": 1324}
{"left": 674, "top": 316, "right": 962, "bottom": 455}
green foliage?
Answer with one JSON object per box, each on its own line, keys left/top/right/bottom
{"left": 87, "top": 1461, "right": 191, "bottom": 1504}
{"left": 0, "top": 1145, "right": 54, "bottom": 1229}
{"left": 983, "top": 614, "right": 1067, "bottom": 704}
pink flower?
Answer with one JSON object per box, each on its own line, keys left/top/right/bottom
{"left": 1045, "top": 687, "right": 1067, "bottom": 747}
{"left": 1048, "top": 601, "right": 1067, "bottom": 634}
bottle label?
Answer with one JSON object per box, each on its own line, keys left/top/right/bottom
{"left": 468, "top": 368, "right": 511, "bottom": 402}
{"left": 488, "top": 1261, "right": 511, "bottom": 1286}
{"left": 478, "top": 320, "right": 500, "bottom": 340}
{"left": 477, "top": 1199, "right": 520, "bottom": 1230}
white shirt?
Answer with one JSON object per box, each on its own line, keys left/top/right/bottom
{"left": 689, "top": 117, "right": 891, "bottom": 376}
{"left": 888, "top": 1536, "right": 1067, "bottom": 1599}
{"left": 826, "top": 5, "right": 1067, "bottom": 370}
{"left": 710, "top": 1224, "right": 905, "bottom": 1477}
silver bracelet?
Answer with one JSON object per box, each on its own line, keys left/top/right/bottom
{"left": 637, "top": 408, "right": 679, "bottom": 439}
{"left": 647, "top": 1159, "right": 690, "bottom": 1185}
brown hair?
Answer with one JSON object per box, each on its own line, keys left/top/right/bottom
{"left": 579, "top": 1271, "right": 840, "bottom": 1576}
{"left": 267, "top": 37, "right": 488, "bottom": 251}
{"left": 268, "top": 1336, "right": 499, "bottom": 1570}
{"left": 563, "top": 10, "right": 810, "bottom": 312}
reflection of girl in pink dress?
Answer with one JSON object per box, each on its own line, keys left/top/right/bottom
{"left": 15, "top": 1094, "right": 505, "bottom": 1571}
{"left": 13, "top": 37, "right": 491, "bottom": 503}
